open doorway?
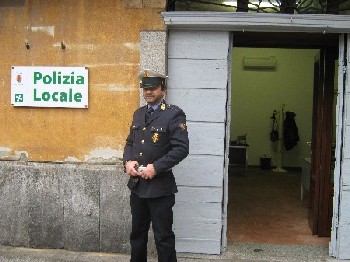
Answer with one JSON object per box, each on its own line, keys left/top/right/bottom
{"left": 227, "top": 33, "right": 338, "bottom": 246}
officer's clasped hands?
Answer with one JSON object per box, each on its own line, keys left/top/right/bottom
{"left": 125, "top": 161, "right": 139, "bottom": 177}
{"left": 140, "top": 164, "right": 156, "bottom": 180}
{"left": 125, "top": 161, "right": 156, "bottom": 180}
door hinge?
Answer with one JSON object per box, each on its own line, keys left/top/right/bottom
{"left": 333, "top": 214, "right": 339, "bottom": 228}
{"left": 342, "top": 65, "right": 347, "bottom": 74}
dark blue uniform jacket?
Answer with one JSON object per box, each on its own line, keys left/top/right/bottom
{"left": 123, "top": 101, "right": 189, "bottom": 198}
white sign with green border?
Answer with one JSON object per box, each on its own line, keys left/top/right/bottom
{"left": 11, "top": 66, "right": 88, "bottom": 108}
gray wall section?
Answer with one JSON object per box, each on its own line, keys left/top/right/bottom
{"left": 167, "top": 30, "right": 230, "bottom": 254}
{"left": 0, "top": 161, "right": 132, "bottom": 254}
{"left": 335, "top": 34, "right": 350, "bottom": 259}
{"left": 337, "top": 173, "right": 350, "bottom": 259}
{"left": 140, "top": 31, "right": 167, "bottom": 74}
{"left": 140, "top": 31, "right": 167, "bottom": 106}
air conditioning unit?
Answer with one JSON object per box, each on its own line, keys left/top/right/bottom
{"left": 243, "top": 56, "right": 277, "bottom": 69}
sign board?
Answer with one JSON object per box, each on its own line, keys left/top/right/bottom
{"left": 11, "top": 66, "right": 88, "bottom": 108}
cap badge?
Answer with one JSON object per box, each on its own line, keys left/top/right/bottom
{"left": 144, "top": 70, "right": 148, "bottom": 77}
{"left": 152, "top": 133, "right": 159, "bottom": 143}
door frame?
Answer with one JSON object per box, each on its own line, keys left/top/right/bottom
{"left": 162, "top": 11, "right": 350, "bottom": 256}
{"left": 230, "top": 32, "right": 337, "bottom": 244}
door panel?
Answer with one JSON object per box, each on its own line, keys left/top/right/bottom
{"left": 309, "top": 54, "right": 323, "bottom": 234}
{"left": 331, "top": 33, "right": 350, "bottom": 259}
{"left": 309, "top": 48, "right": 337, "bottom": 237}
{"left": 318, "top": 48, "right": 336, "bottom": 237}
{"left": 169, "top": 89, "right": 227, "bottom": 122}
{"left": 167, "top": 30, "right": 230, "bottom": 254}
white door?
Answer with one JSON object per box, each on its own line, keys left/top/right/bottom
{"left": 331, "top": 33, "right": 350, "bottom": 259}
{"left": 167, "top": 30, "right": 231, "bottom": 254}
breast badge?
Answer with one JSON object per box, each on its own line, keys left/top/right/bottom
{"left": 152, "top": 133, "right": 159, "bottom": 143}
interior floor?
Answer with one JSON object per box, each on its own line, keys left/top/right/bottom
{"left": 227, "top": 167, "right": 330, "bottom": 245}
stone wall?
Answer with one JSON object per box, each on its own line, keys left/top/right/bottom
{"left": 0, "top": 160, "right": 134, "bottom": 254}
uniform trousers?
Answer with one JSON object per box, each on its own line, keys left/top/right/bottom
{"left": 130, "top": 193, "right": 177, "bottom": 262}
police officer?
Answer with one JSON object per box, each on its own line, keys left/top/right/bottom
{"left": 123, "top": 69, "right": 189, "bottom": 262}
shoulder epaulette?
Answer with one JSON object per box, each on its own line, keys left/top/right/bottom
{"left": 166, "top": 104, "right": 181, "bottom": 112}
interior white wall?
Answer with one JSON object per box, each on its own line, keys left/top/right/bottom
{"left": 231, "top": 48, "right": 319, "bottom": 168}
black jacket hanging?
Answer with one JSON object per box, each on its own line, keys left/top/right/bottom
{"left": 283, "top": 111, "right": 299, "bottom": 151}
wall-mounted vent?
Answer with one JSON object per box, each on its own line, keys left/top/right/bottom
{"left": 243, "top": 56, "right": 277, "bottom": 69}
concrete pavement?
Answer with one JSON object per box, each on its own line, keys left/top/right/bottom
{"left": 0, "top": 243, "right": 347, "bottom": 262}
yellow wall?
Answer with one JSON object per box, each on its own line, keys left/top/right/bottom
{"left": 0, "top": 0, "right": 166, "bottom": 162}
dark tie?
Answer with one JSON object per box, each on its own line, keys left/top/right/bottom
{"left": 145, "top": 107, "right": 154, "bottom": 122}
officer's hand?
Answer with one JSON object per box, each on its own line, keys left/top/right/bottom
{"left": 125, "top": 161, "right": 140, "bottom": 177}
{"left": 140, "top": 164, "right": 156, "bottom": 180}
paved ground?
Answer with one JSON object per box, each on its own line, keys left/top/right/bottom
{"left": 0, "top": 243, "right": 347, "bottom": 262}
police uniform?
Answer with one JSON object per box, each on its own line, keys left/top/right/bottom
{"left": 123, "top": 69, "right": 189, "bottom": 262}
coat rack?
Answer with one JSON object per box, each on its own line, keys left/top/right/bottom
{"left": 273, "top": 104, "right": 287, "bottom": 173}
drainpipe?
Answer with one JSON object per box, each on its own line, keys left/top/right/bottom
{"left": 280, "top": 0, "right": 296, "bottom": 14}
{"left": 237, "top": 0, "right": 248, "bottom": 12}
